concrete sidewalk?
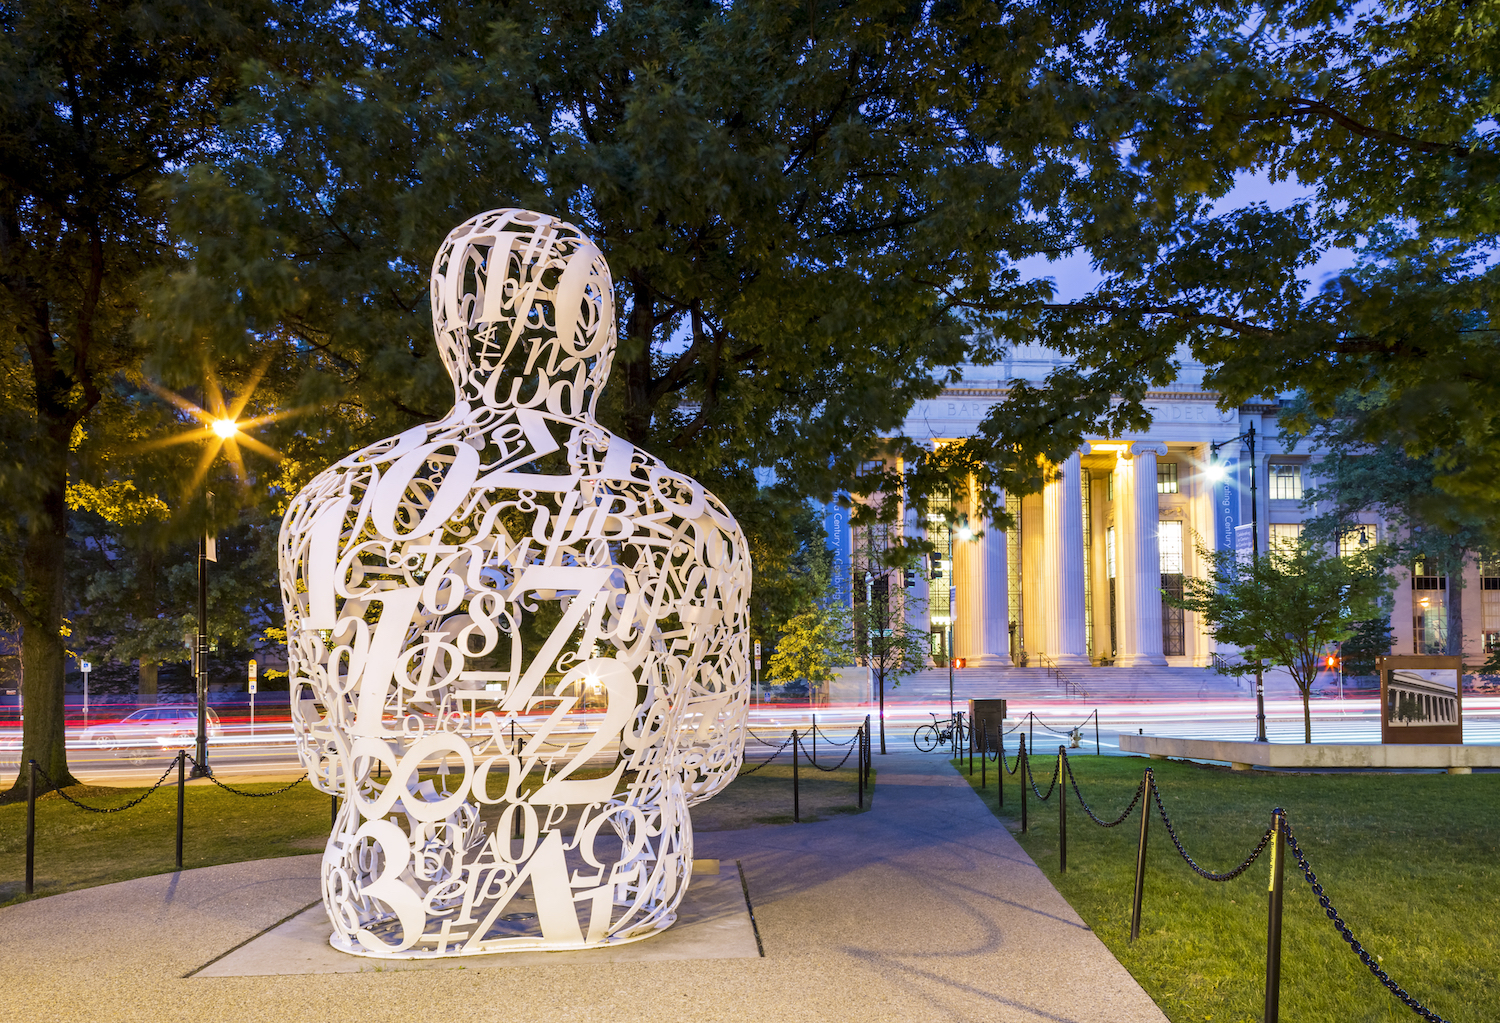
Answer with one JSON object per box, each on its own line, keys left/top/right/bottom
{"left": 0, "top": 753, "right": 1166, "bottom": 1023}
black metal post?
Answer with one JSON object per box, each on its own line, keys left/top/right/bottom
{"left": 968, "top": 714, "right": 974, "bottom": 774}
{"left": 1094, "top": 710, "right": 1100, "bottom": 756}
{"left": 1130, "top": 768, "right": 1151, "bottom": 941}
{"left": 191, "top": 533, "right": 212, "bottom": 778}
{"left": 857, "top": 725, "right": 865, "bottom": 809}
{"left": 175, "top": 750, "right": 186, "bottom": 869}
{"left": 1250, "top": 424, "right": 1267, "bottom": 743}
{"left": 1264, "top": 810, "right": 1286, "bottom": 1023}
{"left": 812, "top": 714, "right": 816, "bottom": 765}
{"left": 1029, "top": 711, "right": 1034, "bottom": 751}
{"left": 1058, "top": 748, "right": 1067, "bottom": 873}
{"left": 25, "top": 759, "right": 36, "bottom": 895}
{"left": 1019, "top": 734, "right": 1028, "bottom": 834}
{"left": 980, "top": 724, "right": 987, "bottom": 788}
{"left": 997, "top": 727, "right": 1004, "bottom": 809}
{"left": 792, "top": 729, "right": 800, "bottom": 823}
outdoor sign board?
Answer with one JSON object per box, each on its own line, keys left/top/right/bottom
{"left": 248, "top": 658, "right": 258, "bottom": 695}
{"left": 1377, "top": 655, "right": 1463, "bottom": 744}
{"left": 967, "top": 698, "right": 1008, "bottom": 752}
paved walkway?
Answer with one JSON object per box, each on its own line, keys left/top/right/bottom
{"left": 0, "top": 753, "right": 1166, "bottom": 1023}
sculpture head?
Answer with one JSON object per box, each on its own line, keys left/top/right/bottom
{"left": 430, "top": 208, "right": 615, "bottom": 419}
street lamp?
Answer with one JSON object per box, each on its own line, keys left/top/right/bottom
{"left": 1209, "top": 421, "right": 1267, "bottom": 743}
{"left": 192, "top": 491, "right": 218, "bottom": 778}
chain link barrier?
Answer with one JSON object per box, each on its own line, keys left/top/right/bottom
{"left": 795, "top": 732, "right": 858, "bottom": 772}
{"left": 1024, "top": 749, "right": 1059, "bottom": 801}
{"left": 810, "top": 721, "right": 860, "bottom": 747}
{"left": 1283, "top": 821, "right": 1453, "bottom": 1023}
{"left": 1060, "top": 752, "right": 1143, "bottom": 828}
{"left": 186, "top": 757, "right": 309, "bottom": 798}
{"left": 1146, "top": 770, "right": 1274, "bottom": 882}
{"left": 29, "top": 759, "right": 177, "bottom": 814}
{"left": 738, "top": 734, "right": 794, "bottom": 774}
{"left": 1013, "top": 754, "right": 1458, "bottom": 1022}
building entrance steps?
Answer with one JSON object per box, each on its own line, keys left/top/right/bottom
{"left": 896, "top": 664, "right": 1315, "bottom": 703}
{"left": 0, "top": 753, "right": 1167, "bottom": 1022}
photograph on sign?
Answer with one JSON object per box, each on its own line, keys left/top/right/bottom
{"left": 1378, "top": 656, "right": 1462, "bottom": 744}
{"left": 1387, "top": 670, "right": 1458, "bottom": 726}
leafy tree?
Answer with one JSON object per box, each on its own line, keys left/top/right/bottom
{"left": 850, "top": 523, "right": 929, "bottom": 753}
{"left": 913, "top": 2, "right": 1500, "bottom": 527}
{"left": 765, "top": 602, "right": 852, "bottom": 705}
{"left": 1286, "top": 390, "right": 1497, "bottom": 658}
{"left": 1171, "top": 535, "right": 1390, "bottom": 743}
{"left": 0, "top": 0, "right": 302, "bottom": 797}
{"left": 740, "top": 490, "right": 834, "bottom": 675}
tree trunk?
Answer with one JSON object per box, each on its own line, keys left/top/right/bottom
{"left": 1302, "top": 689, "right": 1312, "bottom": 744}
{"left": 138, "top": 660, "right": 159, "bottom": 705}
{"left": 137, "top": 548, "right": 159, "bottom": 705}
{"left": 1447, "top": 552, "right": 1465, "bottom": 659}
{"left": 5, "top": 484, "right": 80, "bottom": 799}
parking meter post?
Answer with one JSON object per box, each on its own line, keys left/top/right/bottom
{"left": 25, "top": 759, "right": 36, "bottom": 895}
{"left": 175, "top": 750, "right": 186, "bottom": 869}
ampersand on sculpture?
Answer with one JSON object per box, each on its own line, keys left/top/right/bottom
{"left": 278, "top": 209, "right": 751, "bottom": 957}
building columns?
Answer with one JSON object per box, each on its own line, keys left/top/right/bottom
{"left": 1043, "top": 452, "right": 1091, "bottom": 665}
{"left": 1117, "top": 441, "right": 1168, "bottom": 667}
{"left": 969, "top": 492, "right": 1013, "bottom": 667}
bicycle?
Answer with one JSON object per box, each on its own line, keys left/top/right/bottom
{"left": 914, "top": 713, "right": 964, "bottom": 752}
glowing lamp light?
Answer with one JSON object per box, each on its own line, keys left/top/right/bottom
{"left": 1205, "top": 463, "right": 1226, "bottom": 481}
{"left": 212, "top": 418, "right": 239, "bottom": 439}
{"left": 956, "top": 525, "right": 973, "bottom": 541}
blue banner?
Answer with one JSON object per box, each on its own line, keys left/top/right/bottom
{"left": 1214, "top": 454, "right": 1240, "bottom": 555}
{"left": 824, "top": 502, "right": 852, "bottom": 606}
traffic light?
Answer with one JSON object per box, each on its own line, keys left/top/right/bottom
{"left": 929, "top": 552, "right": 943, "bottom": 579}
{"left": 904, "top": 567, "right": 917, "bottom": 589}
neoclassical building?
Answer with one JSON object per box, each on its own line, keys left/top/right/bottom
{"left": 831, "top": 345, "right": 1491, "bottom": 668}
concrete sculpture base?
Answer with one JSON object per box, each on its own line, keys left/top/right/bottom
{"left": 1120, "top": 733, "right": 1500, "bottom": 773}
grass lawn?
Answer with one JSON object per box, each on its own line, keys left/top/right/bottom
{"left": 1, "top": 757, "right": 869, "bottom": 908}
{"left": 953, "top": 753, "right": 1500, "bottom": 1023}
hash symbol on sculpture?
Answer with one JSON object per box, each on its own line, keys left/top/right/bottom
{"left": 278, "top": 210, "right": 751, "bottom": 957}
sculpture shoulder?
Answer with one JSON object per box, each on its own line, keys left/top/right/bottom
{"left": 581, "top": 433, "right": 745, "bottom": 543}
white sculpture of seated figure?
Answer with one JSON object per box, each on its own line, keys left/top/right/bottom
{"left": 277, "top": 209, "right": 751, "bottom": 957}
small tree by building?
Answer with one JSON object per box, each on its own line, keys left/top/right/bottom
{"left": 853, "top": 569, "right": 930, "bottom": 754}
{"left": 1171, "top": 535, "right": 1390, "bottom": 743}
{"left": 766, "top": 602, "right": 852, "bottom": 705}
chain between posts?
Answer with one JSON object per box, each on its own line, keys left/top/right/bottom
{"left": 738, "top": 734, "right": 794, "bottom": 774}
{"left": 1060, "top": 752, "right": 1144, "bottom": 828}
{"left": 28, "top": 759, "right": 178, "bottom": 813}
{"left": 1024, "top": 747, "right": 1059, "bottom": 801}
{"left": 1282, "top": 822, "right": 1453, "bottom": 1023}
{"left": 1017, "top": 755, "right": 1457, "bottom": 1022}
{"left": 185, "top": 757, "right": 309, "bottom": 797}
{"left": 795, "top": 732, "right": 858, "bottom": 772}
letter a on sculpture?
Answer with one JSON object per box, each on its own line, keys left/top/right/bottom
{"left": 279, "top": 209, "right": 751, "bottom": 957}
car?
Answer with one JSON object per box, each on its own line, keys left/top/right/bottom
{"left": 80, "top": 706, "right": 224, "bottom": 749}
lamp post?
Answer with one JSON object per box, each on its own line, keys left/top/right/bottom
{"left": 1209, "top": 421, "right": 1267, "bottom": 743}
{"left": 192, "top": 496, "right": 215, "bottom": 778}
